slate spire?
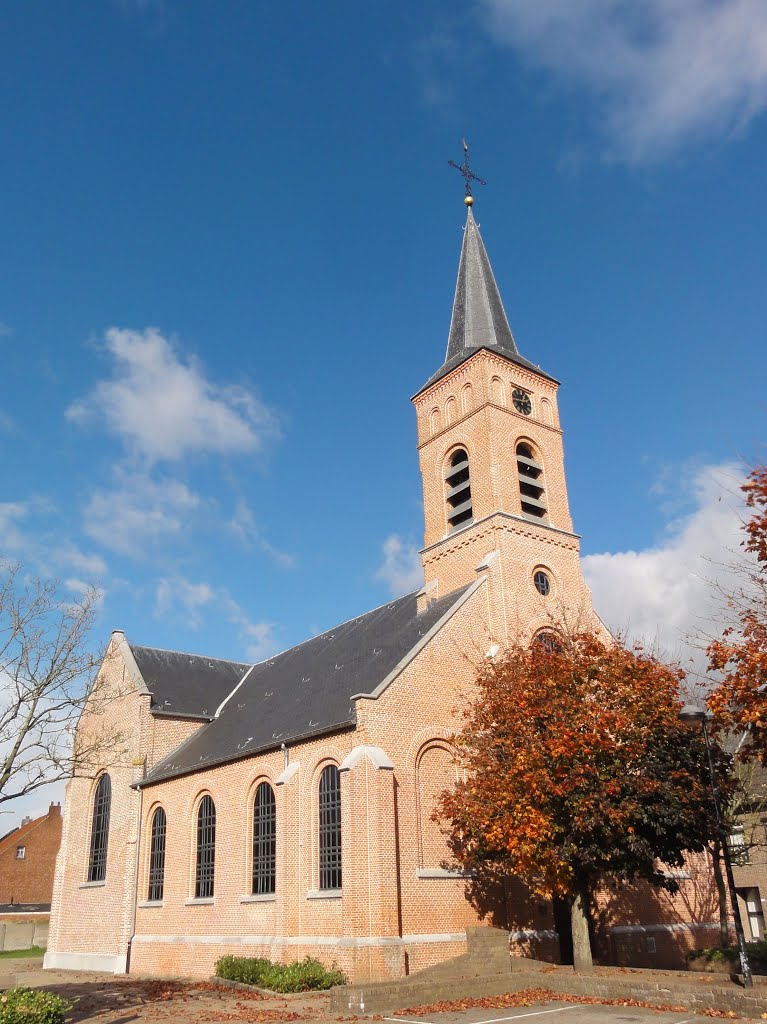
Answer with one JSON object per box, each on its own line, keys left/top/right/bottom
{"left": 445, "top": 205, "right": 518, "bottom": 363}
{"left": 416, "top": 203, "right": 554, "bottom": 395}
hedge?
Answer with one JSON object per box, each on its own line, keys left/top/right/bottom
{"left": 214, "top": 954, "right": 347, "bottom": 992}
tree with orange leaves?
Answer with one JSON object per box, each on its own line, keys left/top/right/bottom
{"left": 438, "top": 633, "right": 728, "bottom": 973}
{"left": 708, "top": 466, "right": 767, "bottom": 749}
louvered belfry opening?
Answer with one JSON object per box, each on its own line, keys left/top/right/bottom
{"left": 252, "top": 781, "right": 276, "bottom": 895}
{"left": 516, "top": 443, "right": 547, "bottom": 520}
{"left": 319, "top": 764, "right": 342, "bottom": 890}
{"left": 195, "top": 795, "right": 216, "bottom": 899}
{"left": 445, "top": 448, "right": 473, "bottom": 531}
{"left": 87, "top": 774, "right": 111, "bottom": 883}
{"left": 148, "top": 807, "right": 167, "bottom": 901}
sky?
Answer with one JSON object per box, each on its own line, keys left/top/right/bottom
{"left": 2, "top": 0, "right": 767, "bottom": 822}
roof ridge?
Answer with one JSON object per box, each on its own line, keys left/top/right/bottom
{"left": 129, "top": 642, "right": 250, "bottom": 667}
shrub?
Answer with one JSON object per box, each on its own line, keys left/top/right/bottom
{"left": 0, "top": 987, "right": 72, "bottom": 1024}
{"left": 687, "top": 940, "right": 767, "bottom": 969}
{"left": 214, "top": 954, "right": 347, "bottom": 992}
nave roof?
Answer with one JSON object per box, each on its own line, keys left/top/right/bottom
{"left": 137, "top": 582, "right": 474, "bottom": 786}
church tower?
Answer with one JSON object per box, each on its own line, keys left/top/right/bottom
{"left": 413, "top": 194, "right": 599, "bottom": 647}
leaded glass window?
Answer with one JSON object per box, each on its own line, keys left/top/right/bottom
{"left": 195, "top": 795, "right": 216, "bottom": 899}
{"left": 87, "top": 774, "right": 111, "bottom": 882}
{"left": 252, "top": 782, "right": 276, "bottom": 895}
{"left": 319, "top": 764, "right": 341, "bottom": 891}
{"left": 148, "top": 807, "right": 167, "bottom": 901}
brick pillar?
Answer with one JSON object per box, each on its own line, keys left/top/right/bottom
{"left": 340, "top": 746, "right": 404, "bottom": 982}
{"left": 275, "top": 761, "right": 301, "bottom": 960}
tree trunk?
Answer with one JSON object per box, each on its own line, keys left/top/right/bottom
{"left": 711, "top": 840, "right": 731, "bottom": 947}
{"left": 571, "top": 886, "right": 593, "bottom": 974}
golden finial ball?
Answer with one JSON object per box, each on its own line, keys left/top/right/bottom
{"left": 465, "top": 195, "right": 474, "bottom": 206}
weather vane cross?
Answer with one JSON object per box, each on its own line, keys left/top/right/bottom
{"left": 448, "top": 138, "right": 486, "bottom": 205}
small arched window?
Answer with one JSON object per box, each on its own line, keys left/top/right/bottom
{"left": 148, "top": 807, "right": 167, "bottom": 902}
{"left": 445, "top": 448, "right": 473, "bottom": 531}
{"left": 516, "top": 443, "right": 547, "bottom": 520}
{"left": 252, "top": 782, "right": 276, "bottom": 895}
{"left": 445, "top": 396, "right": 457, "bottom": 424}
{"left": 319, "top": 765, "right": 342, "bottom": 891}
{"left": 430, "top": 408, "right": 441, "bottom": 435}
{"left": 87, "top": 774, "right": 111, "bottom": 883}
{"left": 534, "top": 631, "right": 563, "bottom": 655}
{"left": 195, "top": 795, "right": 216, "bottom": 899}
{"left": 461, "top": 383, "right": 473, "bottom": 414}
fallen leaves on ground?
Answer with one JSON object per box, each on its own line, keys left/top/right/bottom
{"left": 393, "top": 987, "right": 689, "bottom": 1016}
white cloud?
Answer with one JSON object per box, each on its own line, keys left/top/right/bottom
{"left": 583, "top": 462, "right": 747, "bottom": 674}
{"left": 155, "top": 576, "right": 216, "bottom": 629}
{"left": 0, "top": 322, "right": 13, "bottom": 338}
{"left": 67, "top": 327, "right": 278, "bottom": 462}
{"left": 82, "top": 470, "right": 199, "bottom": 557}
{"left": 154, "top": 575, "right": 276, "bottom": 662}
{"left": 375, "top": 534, "right": 424, "bottom": 597}
{"left": 229, "top": 498, "right": 294, "bottom": 568}
{"left": 0, "top": 502, "right": 29, "bottom": 555}
{"left": 481, "top": 0, "right": 767, "bottom": 163}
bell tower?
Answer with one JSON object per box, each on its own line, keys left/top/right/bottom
{"left": 413, "top": 190, "right": 599, "bottom": 646}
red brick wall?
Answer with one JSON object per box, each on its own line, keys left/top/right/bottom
{"left": 0, "top": 804, "right": 62, "bottom": 905}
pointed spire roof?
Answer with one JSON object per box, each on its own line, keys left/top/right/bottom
{"left": 416, "top": 206, "right": 556, "bottom": 396}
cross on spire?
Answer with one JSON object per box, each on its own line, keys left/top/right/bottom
{"left": 448, "top": 138, "right": 486, "bottom": 205}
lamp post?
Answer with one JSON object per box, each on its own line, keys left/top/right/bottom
{"left": 679, "top": 703, "right": 753, "bottom": 987}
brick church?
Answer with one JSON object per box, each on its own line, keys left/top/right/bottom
{"left": 46, "top": 194, "right": 718, "bottom": 980}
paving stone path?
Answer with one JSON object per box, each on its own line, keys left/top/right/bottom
{"left": 0, "top": 958, "right": 354, "bottom": 1024}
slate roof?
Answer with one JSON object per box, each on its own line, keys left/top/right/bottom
{"left": 416, "top": 207, "right": 556, "bottom": 396}
{"left": 139, "top": 583, "right": 474, "bottom": 787}
{"left": 131, "top": 645, "right": 251, "bottom": 719}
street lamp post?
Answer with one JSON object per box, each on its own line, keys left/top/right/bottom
{"left": 679, "top": 704, "right": 753, "bottom": 988}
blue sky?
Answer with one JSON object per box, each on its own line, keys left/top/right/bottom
{"left": 2, "top": 1, "right": 767, "bottom": 817}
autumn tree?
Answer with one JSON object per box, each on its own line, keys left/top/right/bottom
{"left": 0, "top": 562, "right": 117, "bottom": 807}
{"left": 708, "top": 465, "right": 767, "bottom": 750}
{"left": 438, "top": 633, "right": 729, "bottom": 973}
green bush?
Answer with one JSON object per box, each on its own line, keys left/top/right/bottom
{"left": 0, "top": 987, "right": 72, "bottom": 1024}
{"left": 214, "top": 954, "right": 347, "bottom": 992}
{"left": 687, "top": 939, "right": 767, "bottom": 968}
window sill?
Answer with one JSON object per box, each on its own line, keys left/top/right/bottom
{"left": 306, "top": 889, "right": 342, "bottom": 900}
{"left": 79, "top": 881, "right": 106, "bottom": 889}
{"left": 416, "top": 867, "right": 472, "bottom": 879}
{"left": 240, "top": 894, "right": 276, "bottom": 904}
{"left": 185, "top": 897, "right": 214, "bottom": 906}
{"left": 137, "top": 900, "right": 163, "bottom": 908}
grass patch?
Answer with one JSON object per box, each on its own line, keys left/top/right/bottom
{"left": 214, "top": 954, "right": 347, "bottom": 992}
{"left": 0, "top": 946, "right": 46, "bottom": 960}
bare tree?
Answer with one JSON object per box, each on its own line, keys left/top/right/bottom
{"left": 0, "top": 562, "right": 119, "bottom": 807}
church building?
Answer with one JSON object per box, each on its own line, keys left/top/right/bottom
{"left": 45, "top": 192, "right": 718, "bottom": 981}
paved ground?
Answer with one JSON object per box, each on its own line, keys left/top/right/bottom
{"left": 386, "top": 1002, "right": 730, "bottom": 1024}
{"left": 0, "top": 958, "right": 762, "bottom": 1024}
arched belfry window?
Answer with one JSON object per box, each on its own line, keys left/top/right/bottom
{"left": 445, "top": 448, "right": 473, "bottom": 531}
{"left": 87, "top": 774, "right": 111, "bottom": 882}
{"left": 194, "top": 795, "right": 216, "bottom": 899}
{"left": 318, "top": 765, "right": 342, "bottom": 891}
{"left": 516, "top": 443, "right": 547, "bottom": 520}
{"left": 148, "top": 807, "right": 167, "bottom": 901}
{"left": 252, "top": 782, "right": 276, "bottom": 895}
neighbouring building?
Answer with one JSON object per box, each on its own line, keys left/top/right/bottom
{"left": 46, "top": 193, "right": 721, "bottom": 979}
{"left": 0, "top": 802, "right": 62, "bottom": 908}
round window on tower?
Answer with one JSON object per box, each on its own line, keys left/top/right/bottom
{"left": 534, "top": 570, "right": 551, "bottom": 597}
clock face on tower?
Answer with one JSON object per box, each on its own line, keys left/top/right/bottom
{"left": 512, "top": 389, "right": 532, "bottom": 416}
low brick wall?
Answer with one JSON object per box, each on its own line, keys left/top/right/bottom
{"left": 330, "top": 963, "right": 767, "bottom": 1016}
